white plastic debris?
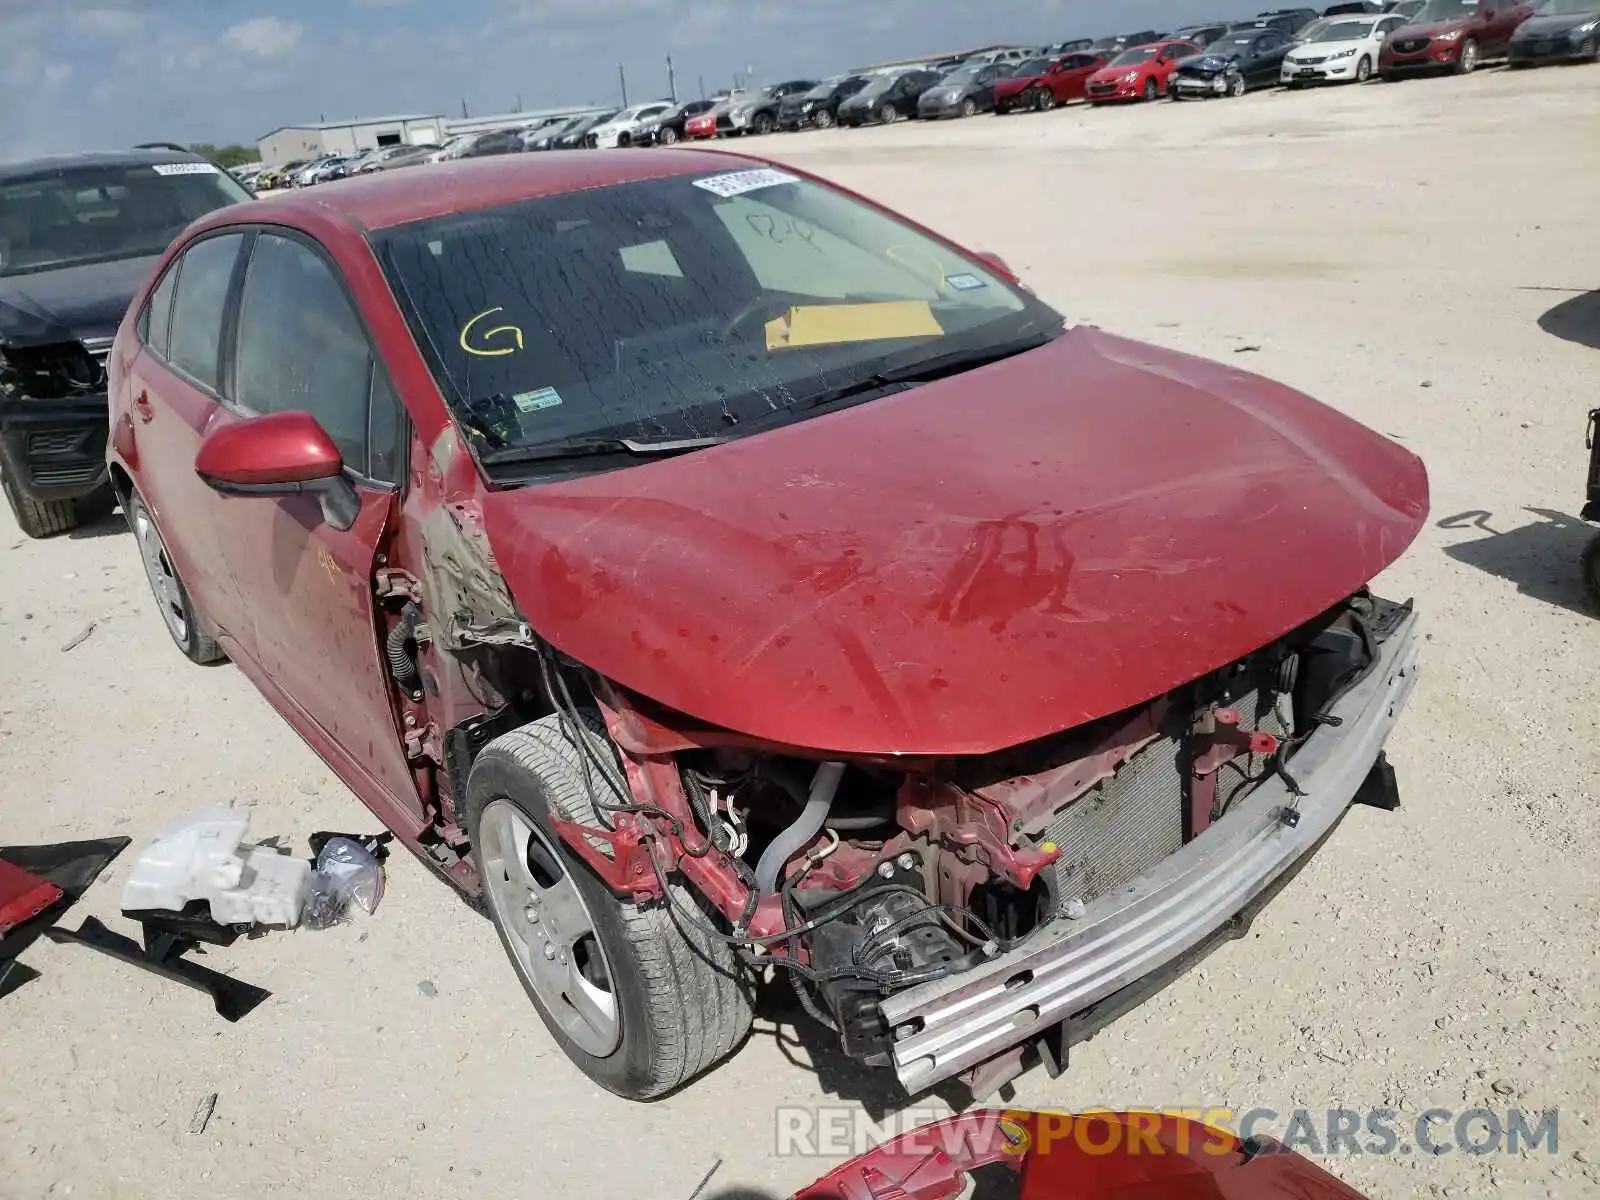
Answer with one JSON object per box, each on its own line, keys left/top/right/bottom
{"left": 120, "top": 807, "right": 311, "bottom": 928}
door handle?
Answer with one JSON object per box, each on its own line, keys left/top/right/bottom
{"left": 134, "top": 391, "right": 154, "bottom": 424}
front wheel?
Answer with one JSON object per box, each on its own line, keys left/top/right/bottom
{"left": 1456, "top": 37, "right": 1479, "bottom": 74}
{"left": 1, "top": 470, "right": 78, "bottom": 539}
{"left": 1035, "top": 87, "right": 1056, "bottom": 111}
{"left": 959, "top": 97, "right": 978, "bottom": 118}
{"left": 1143, "top": 77, "right": 1159, "bottom": 101}
{"left": 751, "top": 112, "right": 774, "bottom": 136}
{"left": 877, "top": 102, "right": 901, "bottom": 124}
{"left": 126, "top": 491, "right": 224, "bottom": 664}
{"left": 1228, "top": 72, "right": 1246, "bottom": 97}
{"left": 656, "top": 125, "right": 679, "bottom": 146}
{"left": 1355, "top": 54, "right": 1372, "bottom": 82}
{"left": 813, "top": 108, "right": 835, "bottom": 128}
{"left": 466, "top": 714, "right": 753, "bottom": 1099}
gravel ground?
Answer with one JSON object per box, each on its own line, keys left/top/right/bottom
{"left": 3, "top": 65, "right": 1599, "bottom": 1200}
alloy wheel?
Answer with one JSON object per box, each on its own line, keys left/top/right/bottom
{"left": 1035, "top": 87, "right": 1056, "bottom": 111}
{"left": 1459, "top": 38, "right": 1479, "bottom": 73}
{"left": 1229, "top": 73, "right": 1246, "bottom": 97}
{"left": 657, "top": 126, "right": 678, "bottom": 145}
{"left": 479, "top": 798, "right": 621, "bottom": 1057}
{"left": 133, "top": 506, "right": 189, "bottom": 644}
{"left": 814, "top": 109, "right": 835, "bottom": 128}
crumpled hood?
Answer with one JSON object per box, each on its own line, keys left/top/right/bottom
{"left": 482, "top": 328, "right": 1428, "bottom": 757}
{"left": 0, "top": 255, "right": 156, "bottom": 349}
{"left": 1177, "top": 53, "right": 1236, "bottom": 73}
{"left": 994, "top": 74, "right": 1046, "bottom": 97}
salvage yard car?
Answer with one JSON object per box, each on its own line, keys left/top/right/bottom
{"left": 0, "top": 147, "right": 250, "bottom": 536}
{"left": 1170, "top": 27, "right": 1298, "bottom": 96}
{"left": 1086, "top": 39, "right": 1201, "bottom": 102}
{"left": 1281, "top": 13, "right": 1409, "bottom": 83}
{"left": 1508, "top": 0, "right": 1600, "bottom": 65}
{"left": 1379, "top": 0, "right": 1535, "bottom": 76}
{"left": 108, "top": 149, "right": 1428, "bottom": 1101}
{"left": 993, "top": 53, "right": 1107, "bottom": 111}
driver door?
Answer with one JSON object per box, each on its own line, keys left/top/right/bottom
{"left": 209, "top": 229, "right": 423, "bottom": 827}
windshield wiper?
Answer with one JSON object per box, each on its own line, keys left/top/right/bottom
{"left": 477, "top": 433, "right": 730, "bottom": 467}
{"left": 750, "top": 332, "right": 1056, "bottom": 426}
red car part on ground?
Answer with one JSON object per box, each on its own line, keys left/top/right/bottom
{"left": 994, "top": 53, "right": 1107, "bottom": 111}
{"left": 797, "top": 1110, "right": 1372, "bottom": 1200}
{"left": 1085, "top": 39, "right": 1200, "bottom": 102}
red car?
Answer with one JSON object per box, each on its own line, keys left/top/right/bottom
{"left": 1379, "top": 0, "right": 1535, "bottom": 77}
{"left": 1085, "top": 38, "right": 1200, "bottom": 102}
{"left": 993, "top": 51, "right": 1107, "bottom": 111}
{"left": 682, "top": 106, "right": 721, "bottom": 139}
{"left": 108, "top": 150, "right": 1426, "bottom": 1102}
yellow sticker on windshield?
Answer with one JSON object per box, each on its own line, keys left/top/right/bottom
{"left": 764, "top": 301, "right": 943, "bottom": 351}
{"left": 460, "top": 307, "right": 525, "bottom": 357}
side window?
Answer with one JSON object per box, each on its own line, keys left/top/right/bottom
{"left": 143, "top": 263, "right": 179, "bottom": 357}
{"left": 167, "top": 233, "right": 245, "bottom": 389}
{"left": 232, "top": 233, "right": 393, "bottom": 482}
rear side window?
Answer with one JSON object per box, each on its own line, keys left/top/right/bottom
{"left": 167, "top": 233, "right": 244, "bottom": 389}
{"left": 144, "top": 265, "right": 178, "bottom": 357}
{"left": 232, "top": 232, "right": 395, "bottom": 482}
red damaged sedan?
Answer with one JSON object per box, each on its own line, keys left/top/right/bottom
{"left": 1086, "top": 38, "right": 1200, "bottom": 102}
{"left": 994, "top": 51, "right": 1108, "bottom": 111}
{"left": 108, "top": 150, "right": 1427, "bottom": 1101}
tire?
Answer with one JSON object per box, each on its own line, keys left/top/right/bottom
{"left": 813, "top": 108, "right": 835, "bottom": 129}
{"left": 877, "top": 102, "right": 900, "bottom": 124}
{"left": 465, "top": 713, "right": 753, "bottom": 1100}
{"left": 1456, "top": 37, "right": 1479, "bottom": 74}
{"left": 1583, "top": 534, "right": 1600, "bottom": 617}
{"left": 1228, "top": 72, "right": 1246, "bottom": 97}
{"left": 1, "top": 469, "right": 79, "bottom": 539}
{"left": 959, "top": 97, "right": 978, "bottom": 117}
{"left": 125, "top": 490, "right": 224, "bottom": 664}
{"left": 1356, "top": 54, "right": 1372, "bottom": 82}
{"left": 1034, "top": 87, "right": 1056, "bottom": 112}
{"left": 751, "top": 112, "right": 774, "bottom": 136}
{"left": 656, "top": 126, "right": 679, "bottom": 146}
{"left": 1143, "top": 77, "right": 1159, "bottom": 101}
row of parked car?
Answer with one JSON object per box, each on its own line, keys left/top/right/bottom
{"left": 239, "top": 0, "right": 1596, "bottom": 193}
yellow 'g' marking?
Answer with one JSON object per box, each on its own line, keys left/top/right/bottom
{"left": 460, "top": 307, "right": 525, "bottom": 357}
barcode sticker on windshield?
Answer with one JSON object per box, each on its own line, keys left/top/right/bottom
{"left": 693, "top": 168, "right": 800, "bottom": 198}
{"left": 152, "top": 162, "right": 219, "bottom": 176}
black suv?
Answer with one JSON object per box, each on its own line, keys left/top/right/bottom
{"left": 0, "top": 148, "right": 251, "bottom": 537}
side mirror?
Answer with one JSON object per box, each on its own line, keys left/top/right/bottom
{"left": 195, "top": 410, "right": 358, "bottom": 527}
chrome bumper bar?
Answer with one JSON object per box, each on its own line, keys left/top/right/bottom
{"left": 884, "top": 608, "right": 1422, "bottom": 1093}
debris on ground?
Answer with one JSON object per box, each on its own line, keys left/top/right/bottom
{"left": 418, "top": 980, "right": 438, "bottom": 998}
{"left": 188, "top": 1092, "right": 218, "bottom": 1134}
{"left": 1232, "top": 344, "right": 1262, "bottom": 353}
{"left": 59, "top": 621, "right": 98, "bottom": 653}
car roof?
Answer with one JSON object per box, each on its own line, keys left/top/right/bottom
{"left": 0, "top": 148, "right": 213, "bottom": 182}
{"left": 199, "top": 148, "right": 760, "bottom": 233}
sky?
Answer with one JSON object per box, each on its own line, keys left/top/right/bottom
{"left": 0, "top": 0, "right": 1242, "bottom": 158}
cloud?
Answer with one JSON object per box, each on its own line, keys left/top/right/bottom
{"left": 220, "top": 16, "right": 305, "bottom": 59}
{"left": 74, "top": 7, "right": 146, "bottom": 36}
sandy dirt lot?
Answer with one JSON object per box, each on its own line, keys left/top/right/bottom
{"left": 3, "top": 65, "right": 1599, "bottom": 1200}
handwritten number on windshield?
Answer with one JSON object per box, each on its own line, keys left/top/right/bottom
{"left": 744, "top": 212, "right": 822, "bottom": 252}
{"left": 460, "top": 306, "right": 526, "bottom": 357}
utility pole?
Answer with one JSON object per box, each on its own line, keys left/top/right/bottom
{"left": 618, "top": 62, "right": 628, "bottom": 106}
{"left": 666, "top": 54, "right": 677, "bottom": 102}
{"left": 515, "top": 93, "right": 522, "bottom": 112}
{"left": 460, "top": 98, "right": 468, "bottom": 118}
{"left": 698, "top": 74, "right": 706, "bottom": 100}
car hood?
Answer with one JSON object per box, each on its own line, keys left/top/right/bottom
{"left": 1287, "top": 37, "right": 1370, "bottom": 55}
{"left": 1176, "top": 52, "right": 1239, "bottom": 70}
{"left": 0, "top": 254, "right": 156, "bottom": 349}
{"left": 994, "top": 74, "right": 1046, "bottom": 95}
{"left": 481, "top": 327, "right": 1428, "bottom": 757}
{"left": 1089, "top": 64, "right": 1146, "bottom": 82}
{"left": 1393, "top": 17, "right": 1473, "bottom": 37}
{"left": 1514, "top": 11, "right": 1599, "bottom": 35}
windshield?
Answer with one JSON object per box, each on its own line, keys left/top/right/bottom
{"left": 1014, "top": 57, "right": 1051, "bottom": 75}
{"left": 1310, "top": 19, "right": 1376, "bottom": 39}
{"left": 1110, "top": 45, "right": 1159, "bottom": 64}
{"left": 0, "top": 162, "right": 250, "bottom": 278}
{"left": 374, "top": 170, "right": 1057, "bottom": 475}
{"left": 856, "top": 74, "right": 898, "bottom": 96}
{"left": 1204, "top": 34, "right": 1257, "bottom": 51}
{"left": 940, "top": 66, "right": 981, "bottom": 84}
{"left": 1409, "top": 0, "right": 1479, "bottom": 20}
{"left": 1535, "top": 0, "right": 1598, "bottom": 13}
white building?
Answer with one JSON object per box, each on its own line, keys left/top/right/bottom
{"left": 256, "top": 114, "right": 449, "bottom": 167}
